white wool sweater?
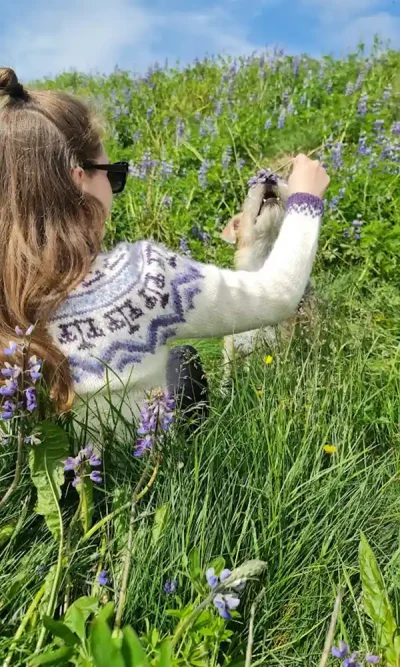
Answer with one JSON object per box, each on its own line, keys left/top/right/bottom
{"left": 48, "top": 193, "right": 324, "bottom": 429}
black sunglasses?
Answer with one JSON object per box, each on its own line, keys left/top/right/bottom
{"left": 82, "top": 161, "right": 129, "bottom": 194}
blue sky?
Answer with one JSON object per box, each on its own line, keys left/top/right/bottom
{"left": 1, "top": 0, "right": 399, "bottom": 81}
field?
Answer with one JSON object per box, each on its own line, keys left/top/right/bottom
{"left": 1, "top": 44, "right": 400, "bottom": 665}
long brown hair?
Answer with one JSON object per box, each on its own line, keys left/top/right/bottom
{"left": 0, "top": 67, "right": 105, "bottom": 410}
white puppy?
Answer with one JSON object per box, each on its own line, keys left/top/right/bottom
{"left": 220, "top": 169, "right": 316, "bottom": 385}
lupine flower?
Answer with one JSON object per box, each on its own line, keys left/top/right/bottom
{"left": 236, "top": 158, "right": 245, "bottom": 170}
{"left": 164, "top": 579, "right": 178, "bottom": 594}
{"left": 221, "top": 146, "right": 232, "bottom": 169}
{"left": 287, "top": 100, "right": 295, "bottom": 115}
{"left": 29, "top": 356, "right": 42, "bottom": 382}
{"left": 1, "top": 401, "right": 16, "bottom": 420}
{"left": 391, "top": 122, "right": 400, "bottom": 135}
{"left": 4, "top": 342, "right": 18, "bottom": 356}
{"left": 179, "top": 238, "right": 191, "bottom": 256}
{"left": 25, "top": 386, "right": 37, "bottom": 412}
{"left": 373, "top": 119, "right": 384, "bottom": 133}
{"left": 134, "top": 390, "right": 175, "bottom": 457}
{"left": 277, "top": 109, "right": 286, "bottom": 129}
{"left": 15, "top": 325, "right": 34, "bottom": 336}
{"left": 213, "top": 592, "right": 240, "bottom": 620}
{"left": 198, "top": 159, "right": 212, "bottom": 189}
{"left": 358, "top": 135, "right": 371, "bottom": 156}
{"left": 330, "top": 143, "right": 344, "bottom": 169}
{"left": 176, "top": 118, "right": 185, "bottom": 139}
{"left": 97, "top": 570, "right": 108, "bottom": 586}
{"left": 345, "top": 82, "right": 355, "bottom": 96}
{"left": 383, "top": 85, "right": 391, "bottom": 101}
{"left": 192, "top": 225, "right": 211, "bottom": 243}
{"left": 355, "top": 71, "right": 364, "bottom": 90}
{"left": 292, "top": 56, "right": 300, "bottom": 76}
{"left": 332, "top": 642, "right": 349, "bottom": 659}
{"left": 214, "top": 100, "right": 223, "bottom": 116}
{"left": 264, "top": 118, "right": 272, "bottom": 130}
{"left": 64, "top": 445, "right": 102, "bottom": 486}
{"left": 300, "top": 93, "right": 307, "bottom": 105}
{"left": 357, "top": 93, "right": 368, "bottom": 117}
{"left": 366, "top": 656, "right": 379, "bottom": 664}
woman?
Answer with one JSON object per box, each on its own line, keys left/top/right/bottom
{"left": 0, "top": 67, "right": 329, "bottom": 434}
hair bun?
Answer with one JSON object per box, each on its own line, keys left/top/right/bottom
{"left": 0, "top": 67, "right": 27, "bottom": 100}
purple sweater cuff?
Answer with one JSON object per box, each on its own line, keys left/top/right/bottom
{"left": 287, "top": 193, "right": 324, "bottom": 217}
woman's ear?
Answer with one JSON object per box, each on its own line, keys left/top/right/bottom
{"left": 71, "top": 166, "right": 84, "bottom": 188}
{"left": 220, "top": 215, "right": 241, "bottom": 245}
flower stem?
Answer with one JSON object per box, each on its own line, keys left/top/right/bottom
{"left": 0, "top": 431, "right": 24, "bottom": 509}
{"left": 318, "top": 587, "right": 344, "bottom": 667}
{"left": 3, "top": 584, "right": 45, "bottom": 667}
{"left": 114, "top": 452, "right": 162, "bottom": 631}
{"left": 81, "top": 455, "right": 161, "bottom": 543}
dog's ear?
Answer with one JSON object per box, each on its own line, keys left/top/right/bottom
{"left": 220, "top": 215, "right": 241, "bottom": 245}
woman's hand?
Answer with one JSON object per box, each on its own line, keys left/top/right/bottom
{"left": 288, "top": 153, "right": 330, "bottom": 200}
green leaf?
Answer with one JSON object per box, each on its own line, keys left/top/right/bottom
{"left": 97, "top": 601, "right": 115, "bottom": 625}
{"left": 152, "top": 504, "right": 169, "bottom": 545}
{"left": 359, "top": 532, "right": 400, "bottom": 666}
{"left": 0, "top": 522, "right": 16, "bottom": 547}
{"left": 90, "top": 618, "right": 125, "bottom": 667}
{"left": 28, "top": 421, "right": 69, "bottom": 539}
{"left": 75, "top": 475, "right": 94, "bottom": 533}
{"left": 121, "top": 626, "right": 149, "bottom": 667}
{"left": 157, "top": 639, "right": 173, "bottom": 666}
{"left": 188, "top": 547, "right": 202, "bottom": 583}
{"left": 208, "top": 557, "right": 225, "bottom": 577}
{"left": 43, "top": 616, "right": 79, "bottom": 646}
{"left": 28, "top": 646, "right": 75, "bottom": 666}
{"left": 64, "top": 596, "right": 98, "bottom": 642}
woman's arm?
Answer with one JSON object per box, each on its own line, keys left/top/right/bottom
{"left": 139, "top": 192, "right": 323, "bottom": 341}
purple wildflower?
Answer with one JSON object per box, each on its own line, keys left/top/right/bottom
{"left": 206, "top": 568, "right": 219, "bottom": 589}
{"left": 264, "top": 118, "right": 272, "bottom": 130}
{"left": 0, "top": 379, "right": 18, "bottom": 397}
{"left": 1, "top": 363, "right": 21, "bottom": 379}
{"left": 236, "top": 158, "right": 245, "bottom": 170}
{"left": 176, "top": 118, "right": 185, "bottom": 139}
{"left": 373, "top": 119, "right": 384, "bottom": 133}
{"left": 291, "top": 56, "right": 300, "bottom": 76}
{"left": 179, "top": 238, "right": 191, "bottom": 257}
{"left": 383, "top": 85, "right": 391, "bottom": 102}
{"left": 25, "top": 386, "right": 37, "bottom": 412}
{"left": 357, "top": 93, "right": 368, "bottom": 117}
{"left": 214, "top": 100, "right": 223, "bottom": 116}
{"left": 4, "top": 342, "right": 18, "bottom": 356}
{"left": 134, "top": 390, "right": 175, "bottom": 458}
{"left": 287, "top": 100, "right": 295, "bottom": 115}
{"left": 277, "top": 109, "right": 286, "bottom": 129}
{"left": 358, "top": 135, "right": 371, "bottom": 156}
{"left": 164, "top": 579, "right": 178, "bottom": 594}
{"left": 1, "top": 401, "right": 16, "bottom": 420}
{"left": 355, "top": 71, "right": 364, "bottom": 91}
{"left": 366, "top": 656, "right": 379, "bottom": 664}
{"left": 90, "top": 470, "right": 102, "bottom": 484}
{"left": 213, "top": 592, "right": 240, "bottom": 620}
{"left": 97, "top": 570, "right": 108, "bottom": 586}
{"left": 332, "top": 641, "right": 349, "bottom": 659}
{"left": 222, "top": 146, "right": 232, "bottom": 170}
{"left": 345, "top": 82, "right": 355, "bottom": 96}
{"left": 198, "top": 159, "right": 212, "bottom": 189}
{"left": 330, "top": 143, "right": 344, "bottom": 169}
{"left": 391, "top": 122, "right": 400, "bottom": 135}
{"left": 343, "top": 653, "right": 361, "bottom": 667}
{"left": 28, "top": 356, "right": 42, "bottom": 382}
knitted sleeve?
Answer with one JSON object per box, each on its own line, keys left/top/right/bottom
{"left": 135, "top": 193, "right": 324, "bottom": 341}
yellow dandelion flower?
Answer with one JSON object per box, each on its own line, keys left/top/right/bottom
{"left": 323, "top": 444, "right": 337, "bottom": 454}
{"left": 264, "top": 355, "right": 273, "bottom": 365}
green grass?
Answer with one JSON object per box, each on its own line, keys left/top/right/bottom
{"left": 1, "top": 271, "right": 400, "bottom": 664}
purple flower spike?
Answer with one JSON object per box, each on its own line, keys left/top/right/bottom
{"left": 206, "top": 568, "right": 219, "bottom": 589}
{"left": 90, "top": 470, "right": 102, "bottom": 484}
{"left": 366, "top": 656, "right": 379, "bottom": 665}
{"left": 64, "top": 456, "right": 78, "bottom": 472}
{"left": 0, "top": 380, "right": 18, "bottom": 396}
{"left": 343, "top": 653, "right": 360, "bottom": 667}
{"left": 332, "top": 641, "right": 349, "bottom": 659}
{"left": 97, "top": 570, "right": 108, "bottom": 586}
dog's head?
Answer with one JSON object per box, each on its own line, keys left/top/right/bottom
{"left": 221, "top": 176, "right": 289, "bottom": 249}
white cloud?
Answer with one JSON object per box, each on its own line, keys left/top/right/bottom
{"left": 0, "top": 0, "right": 262, "bottom": 81}
{"left": 338, "top": 12, "right": 400, "bottom": 50}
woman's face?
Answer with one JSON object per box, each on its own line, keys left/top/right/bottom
{"left": 73, "top": 146, "right": 113, "bottom": 225}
